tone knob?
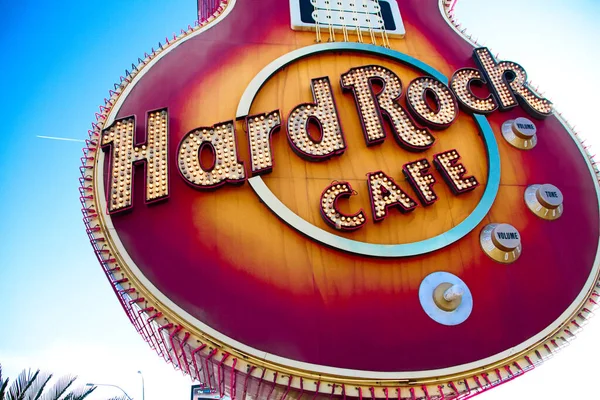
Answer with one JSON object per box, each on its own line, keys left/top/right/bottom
{"left": 501, "top": 117, "right": 537, "bottom": 150}
{"left": 525, "top": 183, "right": 564, "bottom": 220}
{"left": 480, "top": 223, "right": 522, "bottom": 264}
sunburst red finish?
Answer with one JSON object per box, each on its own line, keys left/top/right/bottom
{"left": 101, "top": 0, "right": 598, "bottom": 377}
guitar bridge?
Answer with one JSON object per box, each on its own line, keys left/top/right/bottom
{"left": 290, "top": 0, "right": 406, "bottom": 38}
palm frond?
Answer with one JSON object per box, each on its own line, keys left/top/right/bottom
{"left": 61, "top": 385, "right": 96, "bottom": 400}
{"left": 38, "top": 375, "right": 75, "bottom": 400}
{"left": 77, "top": 385, "right": 96, "bottom": 400}
{"left": 0, "top": 378, "right": 8, "bottom": 400}
{"left": 24, "top": 372, "right": 52, "bottom": 400}
{"left": 0, "top": 365, "right": 9, "bottom": 400}
{"left": 6, "top": 369, "right": 39, "bottom": 400}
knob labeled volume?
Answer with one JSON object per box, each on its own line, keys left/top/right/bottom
{"left": 501, "top": 117, "right": 537, "bottom": 150}
{"left": 480, "top": 223, "right": 522, "bottom": 264}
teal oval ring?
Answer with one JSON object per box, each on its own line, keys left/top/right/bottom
{"left": 236, "top": 42, "right": 500, "bottom": 257}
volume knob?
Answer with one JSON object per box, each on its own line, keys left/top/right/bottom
{"left": 501, "top": 117, "right": 537, "bottom": 150}
{"left": 480, "top": 223, "right": 522, "bottom": 264}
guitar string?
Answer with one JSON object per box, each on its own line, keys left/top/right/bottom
{"left": 325, "top": 0, "right": 336, "bottom": 42}
{"left": 314, "top": 0, "right": 389, "bottom": 45}
{"left": 340, "top": 0, "right": 349, "bottom": 42}
{"left": 312, "top": 0, "right": 322, "bottom": 42}
{"left": 374, "top": 0, "right": 390, "bottom": 47}
{"left": 350, "top": 0, "right": 364, "bottom": 43}
{"left": 363, "top": 0, "right": 377, "bottom": 45}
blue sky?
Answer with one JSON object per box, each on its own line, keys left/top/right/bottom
{"left": 0, "top": 1, "right": 194, "bottom": 398}
{"left": 1, "top": 0, "right": 599, "bottom": 399}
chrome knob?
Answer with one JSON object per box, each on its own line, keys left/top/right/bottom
{"left": 525, "top": 183, "right": 564, "bottom": 220}
{"left": 501, "top": 117, "right": 537, "bottom": 150}
{"left": 480, "top": 223, "right": 522, "bottom": 264}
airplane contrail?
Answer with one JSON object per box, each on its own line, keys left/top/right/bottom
{"left": 36, "top": 135, "right": 85, "bottom": 143}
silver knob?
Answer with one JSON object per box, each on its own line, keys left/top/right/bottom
{"left": 480, "top": 223, "right": 522, "bottom": 264}
{"left": 501, "top": 117, "right": 537, "bottom": 150}
{"left": 525, "top": 184, "right": 564, "bottom": 220}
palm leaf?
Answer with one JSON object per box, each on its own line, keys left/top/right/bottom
{"left": 76, "top": 386, "right": 96, "bottom": 400}
{"left": 0, "top": 365, "right": 9, "bottom": 400}
{"left": 38, "top": 376, "right": 75, "bottom": 400}
{"left": 6, "top": 369, "right": 39, "bottom": 400}
{"left": 61, "top": 385, "right": 95, "bottom": 400}
{"left": 24, "top": 372, "right": 52, "bottom": 400}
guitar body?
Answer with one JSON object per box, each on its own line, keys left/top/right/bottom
{"left": 82, "top": 0, "right": 600, "bottom": 398}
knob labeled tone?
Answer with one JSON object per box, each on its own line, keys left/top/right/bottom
{"left": 501, "top": 117, "right": 537, "bottom": 150}
{"left": 525, "top": 184, "right": 564, "bottom": 220}
{"left": 419, "top": 272, "right": 473, "bottom": 326}
{"left": 480, "top": 223, "right": 522, "bottom": 264}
